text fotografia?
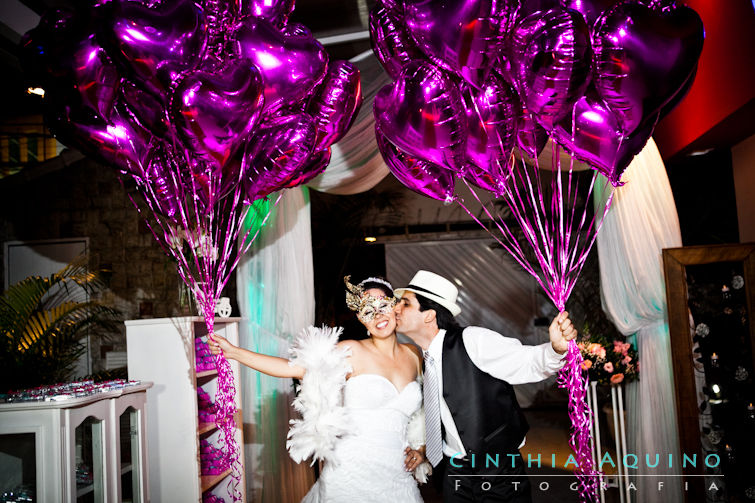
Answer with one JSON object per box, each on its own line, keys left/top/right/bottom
{"left": 449, "top": 452, "right": 722, "bottom": 471}
{"left": 451, "top": 479, "right": 725, "bottom": 494}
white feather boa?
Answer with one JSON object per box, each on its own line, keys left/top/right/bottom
{"left": 285, "top": 325, "right": 432, "bottom": 482}
{"left": 286, "top": 325, "right": 352, "bottom": 465}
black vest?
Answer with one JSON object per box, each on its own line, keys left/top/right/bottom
{"left": 441, "top": 325, "right": 529, "bottom": 455}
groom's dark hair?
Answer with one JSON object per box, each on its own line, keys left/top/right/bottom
{"left": 416, "top": 295, "right": 461, "bottom": 331}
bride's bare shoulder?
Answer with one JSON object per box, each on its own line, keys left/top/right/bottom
{"left": 337, "top": 339, "right": 364, "bottom": 353}
{"left": 401, "top": 342, "right": 423, "bottom": 363}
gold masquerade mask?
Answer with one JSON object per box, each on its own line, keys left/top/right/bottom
{"left": 344, "top": 276, "right": 398, "bottom": 323}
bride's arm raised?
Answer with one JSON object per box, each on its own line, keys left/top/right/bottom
{"left": 209, "top": 333, "right": 305, "bottom": 379}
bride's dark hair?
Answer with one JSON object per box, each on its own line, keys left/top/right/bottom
{"left": 358, "top": 277, "right": 394, "bottom": 298}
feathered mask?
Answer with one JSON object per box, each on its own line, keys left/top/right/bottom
{"left": 344, "top": 276, "right": 398, "bottom": 323}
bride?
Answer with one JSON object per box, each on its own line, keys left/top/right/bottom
{"left": 209, "top": 276, "right": 428, "bottom": 502}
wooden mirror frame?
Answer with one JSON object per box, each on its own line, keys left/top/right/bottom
{"left": 663, "top": 243, "right": 755, "bottom": 501}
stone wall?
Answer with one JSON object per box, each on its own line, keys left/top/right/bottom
{"left": 0, "top": 157, "right": 192, "bottom": 373}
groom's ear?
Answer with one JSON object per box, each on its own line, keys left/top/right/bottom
{"left": 423, "top": 309, "right": 437, "bottom": 324}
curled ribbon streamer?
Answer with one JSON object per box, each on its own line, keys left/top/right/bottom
{"left": 455, "top": 143, "right": 615, "bottom": 503}
{"left": 205, "top": 311, "right": 244, "bottom": 502}
{"left": 118, "top": 144, "right": 282, "bottom": 503}
{"left": 557, "top": 341, "right": 600, "bottom": 502}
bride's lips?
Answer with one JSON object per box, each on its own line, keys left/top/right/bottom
{"left": 376, "top": 319, "right": 389, "bottom": 329}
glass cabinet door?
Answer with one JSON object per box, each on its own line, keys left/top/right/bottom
{"left": 75, "top": 417, "right": 104, "bottom": 503}
{"left": 119, "top": 407, "right": 141, "bottom": 503}
{"left": 0, "top": 432, "right": 36, "bottom": 502}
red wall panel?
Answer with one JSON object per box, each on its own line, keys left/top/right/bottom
{"left": 653, "top": 0, "right": 755, "bottom": 160}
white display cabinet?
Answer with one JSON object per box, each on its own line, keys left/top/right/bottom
{"left": 125, "top": 317, "right": 245, "bottom": 503}
{"left": 0, "top": 382, "right": 151, "bottom": 503}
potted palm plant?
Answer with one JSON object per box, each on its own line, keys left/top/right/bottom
{"left": 0, "top": 254, "right": 120, "bottom": 393}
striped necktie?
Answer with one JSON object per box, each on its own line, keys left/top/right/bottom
{"left": 423, "top": 351, "right": 443, "bottom": 467}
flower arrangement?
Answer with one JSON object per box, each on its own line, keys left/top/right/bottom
{"left": 577, "top": 327, "right": 639, "bottom": 386}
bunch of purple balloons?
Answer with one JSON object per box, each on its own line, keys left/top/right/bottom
{"left": 23, "top": 2, "right": 362, "bottom": 500}
{"left": 370, "top": 0, "right": 704, "bottom": 200}
{"left": 22, "top": 0, "right": 362, "bottom": 217}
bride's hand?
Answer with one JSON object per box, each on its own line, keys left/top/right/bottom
{"left": 208, "top": 333, "right": 236, "bottom": 358}
{"left": 404, "top": 446, "right": 426, "bottom": 471}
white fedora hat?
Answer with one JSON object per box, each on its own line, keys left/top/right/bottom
{"left": 394, "top": 270, "right": 461, "bottom": 317}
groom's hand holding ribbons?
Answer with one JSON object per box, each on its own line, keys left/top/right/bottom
{"left": 549, "top": 311, "right": 578, "bottom": 354}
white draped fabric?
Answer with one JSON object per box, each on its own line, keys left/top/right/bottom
{"left": 595, "top": 138, "right": 684, "bottom": 503}
{"left": 237, "top": 54, "right": 392, "bottom": 502}
{"left": 306, "top": 55, "right": 392, "bottom": 195}
{"left": 237, "top": 188, "right": 316, "bottom": 502}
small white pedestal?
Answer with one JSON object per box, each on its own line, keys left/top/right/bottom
{"left": 588, "top": 382, "right": 631, "bottom": 503}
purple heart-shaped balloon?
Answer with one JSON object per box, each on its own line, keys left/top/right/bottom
{"left": 102, "top": 0, "right": 208, "bottom": 99}
{"left": 120, "top": 81, "right": 170, "bottom": 136}
{"left": 306, "top": 60, "right": 362, "bottom": 151}
{"left": 658, "top": 63, "right": 696, "bottom": 122}
{"left": 563, "top": 0, "right": 618, "bottom": 28}
{"left": 376, "top": 126, "right": 456, "bottom": 202}
{"left": 403, "top": 0, "right": 515, "bottom": 87}
{"left": 551, "top": 92, "right": 656, "bottom": 184}
{"left": 282, "top": 147, "right": 332, "bottom": 189}
{"left": 280, "top": 23, "right": 313, "bottom": 38}
{"left": 463, "top": 163, "right": 507, "bottom": 196}
{"left": 516, "top": 108, "right": 549, "bottom": 159}
{"left": 233, "top": 16, "right": 328, "bottom": 115}
{"left": 236, "top": 0, "right": 295, "bottom": 27}
{"left": 48, "top": 100, "right": 154, "bottom": 175}
{"left": 461, "top": 75, "right": 518, "bottom": 173}
{"left": 509, "top": 7, "right": 593, "bottom": 130}
{"left": 592, "top": 2, "right": 704, "bottom": 135}
{"left": 369, "top": 2, "right": 423, "bottom": 80}
{"left": 171, "top": 59, "right": 265, "bottom": 168}
{"left": 373, "top": 61, "right": 467, "bottom": 171}
{"left": 72, "top": 34, "right": 120, "bottom": 120}
{"left": 242, "top": 114, "right": 317, "bottom": 201}
{"left": 140, "top": 154, "right": 185, "bottom": 221}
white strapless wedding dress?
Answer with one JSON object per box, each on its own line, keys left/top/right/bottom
{"left": 301, "top": 374, "right": 424, "bottom": 502}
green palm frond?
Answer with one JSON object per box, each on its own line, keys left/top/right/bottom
{"left": 18, "top": 301, "right": 117, "bottom": 353}
{"left": 0, "top": 254, "right": 121, "bottom": 392}
{"left": 55, "top": 254, "right": 108, "bottom": 294}
{"left": 1, "top": 274, "right": 53, "bottom": 342}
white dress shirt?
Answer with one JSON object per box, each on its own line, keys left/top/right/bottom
{"left": 425, "top": 326, "right": 565, "bottom": 458}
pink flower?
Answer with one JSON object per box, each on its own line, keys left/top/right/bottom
{"left": 581, "top": 360, "right": 593, "bottom": 370}
{"left": 622, "top": 355, "right": 632, "bottom": 365}
{"left": 604, "top": 362, "right": 614, "bottom": 373}
{"left": 613, "top": 341, "right": 630, "bottom": 356}
{"left": 610, "top": 373, "right": 625, "bottom": 385}
{"left": 587, "top": 343, "right": 606, "bottom": 359}
{"left": 577, "top": 342, "right": 585, "bottom": 351}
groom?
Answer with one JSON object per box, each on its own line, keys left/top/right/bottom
{"left": 394, "top": 270, "right": 577, "bottom": 502}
